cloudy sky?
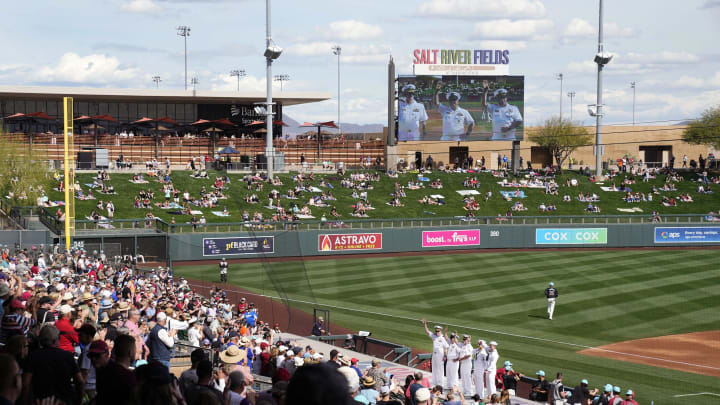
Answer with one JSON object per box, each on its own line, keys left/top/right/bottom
{"left": 2, "top": 0, "right": 719, "bottom": 126}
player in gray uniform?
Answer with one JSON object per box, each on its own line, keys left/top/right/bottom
{"left": 423, "top": 318, "right": 449, "bottom": 387}
{"left": 219, "top": 258, "right": 228, "bottom": 283}
{"left": 545, "top": 282, "right": 558, "bottom": 320}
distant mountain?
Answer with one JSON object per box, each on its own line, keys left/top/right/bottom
{"left": 282, "top": 114, "right": 383, "bottom": 136}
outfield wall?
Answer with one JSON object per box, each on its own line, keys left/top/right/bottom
{"left": 167, "top": 224, "right": 720, "bottom": 261}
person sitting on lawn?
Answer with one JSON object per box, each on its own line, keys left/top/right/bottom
{"left": 330, "top": 206, "right": 340, "bottom": 218}
{"left": 563, "top": 194, "right": 571, "bottom": 202}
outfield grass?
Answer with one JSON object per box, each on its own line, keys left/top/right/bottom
{"left": 174, "top": 249, "right": 720, "bottom": 405}
{"left": 45, "top": 168, "right": 720, "bottom": 224}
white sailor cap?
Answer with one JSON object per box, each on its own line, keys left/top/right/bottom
{"left": 447, "top": 91, "right": 461, "bottom": 101}
{"left": 434, "top": 325, "right": 442, "bottom": 330}
{"left": 494, "top": 88, "right": 508, "bottom": 97}
{"left": 402, "top": 84, "right": 417, "bottom": 93}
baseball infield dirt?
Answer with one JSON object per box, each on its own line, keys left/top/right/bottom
{"left": 580, "top": 331, "right": 720, "bottom": 377}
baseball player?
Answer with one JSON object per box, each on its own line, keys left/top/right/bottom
{"left": 481, "top": 81, "right": 523, "bottom": 140}
{"left": 398, "top": 84, "right": 428, "bottom": 141}
{"left": 219, "top": 257, "right": 228, "bottom": 283}
{"left": 434, "top": 82, "right": 474, "bottom": 141}
{"left": 484, "top": 341, "right": 499, "bottom": 397}
{"left": 624, "top": 390, "right": 639, "bottom": 405}
{"left": 473, "top": 339, "right": 488, "bottom": 398}
{"left": 423, "top": 318, "right": 449, "bottom": 387}
{"left": 545, "top": 282, "right": 558, "bottom": 320}
{"left": 458, "top": 334, "right": 474, "bottom": 396}
{"left": 445, "top": 332, "right": 460, "bottom": 389}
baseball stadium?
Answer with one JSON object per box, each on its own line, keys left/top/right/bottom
{"left": 0, "top": 1, "right": 719, "bottom": 405}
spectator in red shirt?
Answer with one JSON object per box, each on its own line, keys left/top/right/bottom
{"left": 55, "top": 304, "right": 79, "bottom": 353}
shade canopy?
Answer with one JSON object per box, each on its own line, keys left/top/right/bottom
{"left": 300, "top": 120, "right": 338, "bottom": 129}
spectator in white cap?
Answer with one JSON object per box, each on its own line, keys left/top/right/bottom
{"left": 398, "top": 83, "right": 429, "bottom": 141}
{"left": 481, "top": 80, "right": 523, "bottom": 140}
{"left": 147, "top": 311, "right": 176, "bottom": 368}
{"left": 414, "top": 387, "right": 431, "bottom": 405}
{"left": 624, "top": 389, "right": 638, "bottom": 405}
{"left": 434, "top": 81, "right": 475, "bottom": 141}
{"left": 56, "top": 304, "right": 78, "bottom": 353}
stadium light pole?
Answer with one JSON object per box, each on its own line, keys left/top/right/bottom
{"left": 152, "top": 75, "right": 161, "bottom": 89}
{"left": 593, "top": 0, "right": 613, "bottom": 177}
{"left": 332, "top": 45, "right": 342, "bottom": 135}
{"left": 190, "top": 76, "right": 198, "bottom": 91}
{"left": 177, "top": 26, "right": 191, "bottom": 90}
{"left": 230, "top": 69, "right": 246, "bottom": 92}
{"left": 263, "top": 0, "right": 283, "bottom": 180}
{"left": 567, "top": 91, "right": 576, "bottom": 121}
{"left": 630, "top": 81, "right": 636, "bottom": 125}
{"left": 556, "top": 73, "right": 563, "bottom": 120}
{"left": 273, "top": 74, "right": 290, "bottom": 92}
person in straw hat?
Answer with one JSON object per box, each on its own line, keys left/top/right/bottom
{"left": 359, "top": 375, "right": 380, "bottom": 404}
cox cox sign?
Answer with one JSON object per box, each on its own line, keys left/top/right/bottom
{"left": 536, "top": 228, "right": 607, "bottom": 245}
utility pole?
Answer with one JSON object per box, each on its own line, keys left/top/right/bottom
{"left": 593, "top": 0, "right": 613, "bottom": 177}
{"left": 332, "top": 45, "right": 342, "bottom": 134}
{"left": 556, "top": 73, "right": 564, "bottom": 119}
{"left": 152, "top": 76, "right": 161, "bottom": 89}
{"left": 630, "top": 81, "right": 636, "bottom": 125}
{"left": 567, "top": 91, "right": 576, "bottom": 121}
{"left": 230, "top": 69, "right": 246, "bottom": 92}
{"left": 176, "top": 26, "right": 191, "bottom": 90}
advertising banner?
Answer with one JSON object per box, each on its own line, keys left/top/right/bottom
{"left": 654, "top": 227, "right": 720, "bottom": 243}
{"left": 422, "top": 230, "right": 480, "bottom": 247}
{"left": 318, "top": 233, "right": 383, "bottom": 252}
{"left": 535, "top": 228, "right": 607, "bottom": 245}
{"left": 203, "top": 236, "right": 274, "bottom": 256}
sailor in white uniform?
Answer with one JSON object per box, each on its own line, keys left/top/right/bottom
{"left": 445, "top": 332, "right": 461, "bottom": 389}
{"left": 473, "top": 339, "right": 488, "bottom": 398}
{"left": 433, "top": 86, "right": 474, "bottom": 141}
{"left": 481, "top": 83, "right": 523, "bottom": 140}
{"left": 484, "top": 341, "right": 500, "bottom": 397}
{"left": 459, "top": 334, "right": 474, "bottom": 395}
{"left": 398, "top": 84, "right": 428, "bottom": 141}
{"left": 423, "top": 318, "right": 449, "bottom": 387}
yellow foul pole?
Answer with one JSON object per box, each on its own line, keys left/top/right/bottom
{"left": 63, "top": 97, "right": 75, "bottom": 250}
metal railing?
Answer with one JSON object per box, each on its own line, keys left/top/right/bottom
{"left": 153, "top": 213, "right": 715, "bottom": 234}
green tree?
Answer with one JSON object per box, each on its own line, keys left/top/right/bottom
{"left": 529, "top": 117, "right": 593, "bottom": 172}
{"left": 0, "top": 129, "right": 52, "bottom": 205}
{"left": 682, "top": 106, "right": 720, "bottom": 149}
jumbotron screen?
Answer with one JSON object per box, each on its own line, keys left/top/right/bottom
{"left": 397, "top": 75, "right": 524, "bottom": 142}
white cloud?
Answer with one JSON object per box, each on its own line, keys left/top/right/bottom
{"left": 121, "top": 0, "right": 163, "bottom": 13}
{"left": 32, "top": 53, "right": 140, "bottom": 84}
{"left": 562, "top": 18, "right": 636, "bottom": 43}
{"left": 623, "top": 51, "right": 699, "bottom": 64}
{"left": 287, "top": 42, "right": 337, "bottom": 57}
{"left": 472, "top": 19, "right": 553, "bottom": 39}
{"left": 287, "top": 42, "right": 390, "bottom": 64}
{"left": 327, "top": 20, "right": 383, "bottom": 41}
{"left": 477, "top": 40, "right": 528, "bottom": 50}
{"left": 699, "top": 1, "right": 720, "bottom": 9}
{"left": 563, "top": 18, "right": 595, "bottom": 38}
{"left": 417, "top": 0, "right": 546, "bottom": 19}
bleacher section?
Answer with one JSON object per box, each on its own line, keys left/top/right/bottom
{"left": 8, "top": 133, "right": 385, "bottom": 168}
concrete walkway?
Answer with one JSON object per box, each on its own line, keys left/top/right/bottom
{"left": 282, "top": 332, "right": 538, "bottom": 405}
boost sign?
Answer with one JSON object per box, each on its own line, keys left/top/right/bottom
{"left": 318, "top": 233, "right": 382, "bottom": 252}
{"left": 535, "top": 228, "right": 607, "bottom": 245}
{"left": 422, "top": 230, "right": 480, "bottom": 247}
{"left": 654, "top": 227, "right": 720, "bottom": 243}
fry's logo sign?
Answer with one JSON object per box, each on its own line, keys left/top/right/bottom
{"left": 318, "top": 233, "right": 383, "bottom": 252}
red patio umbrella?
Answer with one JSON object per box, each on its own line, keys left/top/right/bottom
{"left": 3, "top": 112, "right": 57, "bottom": 149}
{"left": 132, "top": 117, "right": 178, "bottom": 158}
{"left": 300, "top": 121, "right": 339, "bottom": 159}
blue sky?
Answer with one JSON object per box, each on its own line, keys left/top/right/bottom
{"left": 1, "top": 0, "right": 719, "bottom": 126}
